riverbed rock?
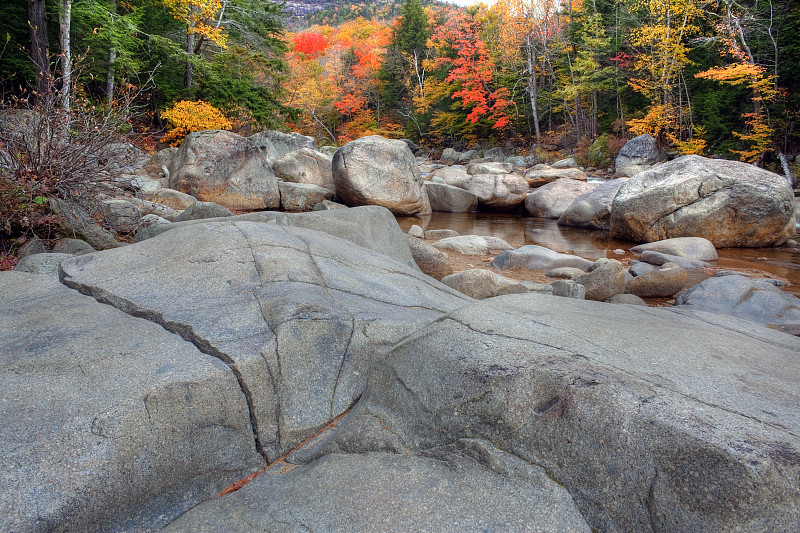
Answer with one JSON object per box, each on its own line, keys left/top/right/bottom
{"left": 406, "top": 235, "right": 451, "bottom": 280}
{"left": 626, "top": 262, "right": 688, "bottom": 298}
{"left": 610, "top": 155, "right": 796, "bottom": 247}
{"left": 524, "top": 165, "right": 587, "bottom": 188}
{"left": 126, "top": 197, "right": 177, "bottom": 222}
{"left": 169, "top": 130, "right": 280, "bottom": 211}
{"left": 13, "top": 252, "right": 75, "bottom": 279}
{"left": 440, "top": 268, "right": 533, "bottom": 299}
{"left": 297, "top": 293, "right": 800, "bottom": 532}
{"left": 49, "top": 198, "right": 121, "bottom": 250}
{"left": 675, "top": 274, "right": 800, "bottom": 328}
{"left": 631, "top": 237, "right": 718, "bottom": 261}
{"left": 525, "top": 178, "right": 598, "bottom": 219}
{"left": 491, "top": 245, "right": 592, "bottom": 272}
{"left": 574, "top": 258, "right": 626, "bottom": 301}
{"left": 272, "top": 148, "right": 335, "bottom": 193}
{"left": 144, "top": 188, "right": 197, "bottom": 210}
{"left": 546, "top": 266, "right": 587, "bottom": 280}
{"left": 558, "top": 178, "right": 628, "bottom": 230}
{"left": 61, "top": 220, "right": 469, "bottom": 463}
{"left": 639, "top": 250, "right": 710, "bottom": 270}
{"left": 165, "top": 444, "right": 590, "bottom": 533}
{"left": 614, "top": 134, "right": 667, "bottom": 177}
{"left": 550, "top": 279, "right": 586, "bottom": 299}
{"left": 465, "top": 173, "right": 529, "bottom": 210}
{"left": 51, "top": 238, "right": 95, "bottom": 256}
{"left": 278, "top": 182, "right": 335, "bottom": 212}
{"left": 333, "top": 136, "right": 430, "bottom": 216}
{"left": 430, "top": 167, "right": 470, "bottom": 188}
{"left": 424, "top": 182, "right": 479, "bottom": 213}
{"left": 467, "top": 162, "right": 512, "bottom": 175}
{"left": 174, "top": 201, "right": 234, "bottom": 222}
{"left": 0, "top": 271, "right": 263, "bottom": 532}
{"left": 606, "top": 293, "right": 647, "bottom": 305}
{"left": 433, "top": 235, "right": 514, "bottom": 255}
{"left": 425, "top": 229, "right": 460, "bottom": 240}
{"left": 313, "top": 199, "right": 348, "bottom": 211}
{"left": 250, "top": 130, "right": 316, "bottom": 160}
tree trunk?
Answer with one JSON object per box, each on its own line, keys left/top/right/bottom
{"left": 185, "top": 30, "right": 195, "bottom": 88}
{"left": 26, "top": 0, "right": 49, "bottom": 96}
{"left": 59, "top": 0, "right": 72, "bottom": 110}
{"left": 106, "top": 0, "right": 116, "bottom": 104}
{"left": 525, "top": 36, "right": 541, "bottom": 144}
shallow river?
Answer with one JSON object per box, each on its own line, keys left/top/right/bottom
{"left": 397, "top": 212, "right": 800, "bottom": 297}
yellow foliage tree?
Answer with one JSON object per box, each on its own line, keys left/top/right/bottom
{"left": 161, "top": 100, "right": 233, "bottom": 146}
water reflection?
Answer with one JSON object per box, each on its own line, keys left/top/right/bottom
{"left": 397, "top": 212, "right": 800, "bottom": 296}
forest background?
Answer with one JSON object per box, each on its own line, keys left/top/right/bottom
{"left": 2, "top": 0, "right": 799, "bottom": 171}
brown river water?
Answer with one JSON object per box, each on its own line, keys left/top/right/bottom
{"left": 397, "top": 211, "right": 800, "bottom": 297}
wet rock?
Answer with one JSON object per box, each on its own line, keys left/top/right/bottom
{"left": 333, "top": 136, "right": 430, "bottom": 216}
{"left": 525, "top": 178, "right": 598, "bottom": 219}
{"left": 491, "top": 245, "right": 592, "bottom": 272}
{"left": 626, "top": 262, "right": 688, "bottom": 298}
{"left": 170, "top": 130, "right": 280, "bottom": 211}
{"left": 610, "top": 155, "right": 796, "bottom": 247}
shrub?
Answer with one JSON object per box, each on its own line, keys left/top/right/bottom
{"left": 160, "top": 100, "right": 233, "bottom": 146}
{"left": 0, "top": 81, "right": 140, "bottom": 244}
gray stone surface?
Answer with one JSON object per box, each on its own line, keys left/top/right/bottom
{"left": 144, "top": 188, "right": 197, "bottom": 210}
{"left": 272, "top": 148, "right": 334, "bottom": 193}
{"left": 440, "top": 268, "right": 520, "bottom": 299}
{"left": 639, "top": 250, "right": 710, "bottom": 270}
{"left": 333, "top": 136, "right": 429, "bottom": 215}
{"left": 16, "top": 238, "right": 47, "bottom": 258}
{"left": 126, "top": 196, "right": 177, "bottom": 221}
{"left": 98, "top": 197, "right": 140, "bottom": 232}
{"left": 166, "top": 443, "right": 590, "bottom": 533}
{"left": 0, "top": 272, "right": 262, "bottom": 532}
{"left": 524, "top": 165, "right": 587, "bottom": 188}
{"left": 628, "top": 260, "right": 657, "bottom": 277}
{"left": 50, "top": 197, "right": 121, "bottom": 250}
{"left": 675, "top": 275, "right": 800, "bottom": 328}
{"left": 13, "top": 252, "right": 75, "bottom": 279}
{"left": 467, "top": 161, "right": 513, "bottom": 175}
{"left": 465, "top": 173, "right": 529, "bottom": 210}
{"left": 558, "top": 178, "right": 628, "bottom": 230}
{"left": 61, "top": 221, "right": 469, "bottom": 462}
{"left": 406, "top": 234, "right": 451, "bottom": 280}
{"left": 574, "top": 258, "right": 626, "bottom": 301}
{"left": 302, "top": 294, "right": 800, "bottom": 532}
{"left": 491, "top": 245, "right": 592, "bottom": 272}
{"left": 424, "top": 181, "right": 479, "bottom": 212}
{"left": 170, "top": 130, "right": 280, "bottom": 211}
{"left": 430, "top": 166, "right": 470, "bottom": 188}
{"left": 433, "top": 235, "right": 514, "bottom": 255}
{"left": 614, "top": 134, "right": 667, "bottom": 177}
{"left": 606, "top": 293, "right": 647, "bottom": 305}
{"left": 631, "top": 237, "right": 718, "bottom": 261}
{"left": 545, "top": 266, "right": 586, "bottom": 280}
{"left": 134, "top": 206, "right": 418, "bottom": 270}
{"left": 278, "top": 181, "right": 334, "bottom": 212}
{"left": 424, "top": 229, "right": 460, "bottom": 240}
{"left": 51, "top": 238, "right": 96, "bottom": 256}
{"left": 250, "top": 130, "right": 316, "bottom": 160}
{"left": 525, "top": 178, "right": 597, "bottom": 219}
{"left": 312, "top": 199, "right": 348, "bottom": 211}
{"left": 550, "top": 279, "right": 586, "bottom": 299}
{"left": 610, "top": 155, "right": 796, "bottom": 247}
{"left": 174, "top": 201, "right": 234, "bottom": 222}
{"left": 626, "top": 262, "right": 688, "bottom": 298}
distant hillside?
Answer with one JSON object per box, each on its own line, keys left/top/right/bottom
{"left": 284, "top": 0, "right": 445, "bottom": 30}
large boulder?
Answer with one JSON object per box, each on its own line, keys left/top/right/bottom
{"left": 249, "top": 130, "right": 316, "bottom": 161}
{"left": 430, "top": 166, "right": 470, "bottom": 188}
{"left": 558, "top": 178, "right": 628, "bottom": 230}
{"left": 406, "top": 235, "right": 452, "bottom": 280}
{"left": 465, "top": 173, "right": 529, "bottom": 210}
{"left": 630, "top": 237, "right": 718, "bottom": 261}
{"left": 166, "top": 444, "right": 590, "bottom": 532}
{"left": 491, "top": 245, "right": 592, "bottom": 272}
{"left": 524, "top": 178, "right": 598, "bottom": 219}
{"left": 293, "top": 294, "right": 800, "bottom": 532}
{"left": 626, "top": 261, "right": 688, "bottom": 298}
{"left": 61, "top": 220, "right": 469, "bottom": 464}
{"left": 614, "top": 134, "right": 667, "bottom": 177}
{"left": 0, "top": 272, "right": 262, "bottom": 531}
{"left": 169, "top": 130, "right": 280, "bottom": 211}
{"left": 675, "top": 275, "right": 800, "bottom": 328}
{"left": 573, "top": 258, "right": 626, "bottom": 301}
{"left": 333, "top": 136, "right": 430, "bottom": 215}
{"left": 424, "top": 182, "right": 478, "bottom": 213}
{"left": 524, "top": 165, "right": 587, "bottom": 188}
{"left": 278, "top": 182, "right": 334, "bottom": 212}
{"left": 272, "top": 148, "right": 335, "bottom": 193}
{"left": 610, "top": 155, "right": 796, "bottom": 247}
